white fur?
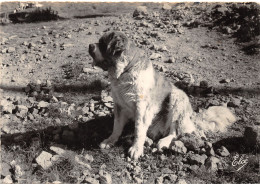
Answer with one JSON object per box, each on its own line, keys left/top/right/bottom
{"left": 90, "top": 32, "right": 237, "bottom": 160}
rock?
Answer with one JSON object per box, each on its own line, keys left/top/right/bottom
{"left": 175, "top": 179, "right": 188, "bottom": 184}
{"left": 133, "top": 6, "right": 148, "bottom": 18}
{"left": 1, "top": 162, "right": 12, "bottom": 176}
{"left": 99, "top": 170, "right": 112, "bottom": 184}
{"left": 85, "top": 177, "right": 99, "bottom": 184}
{"left": 3, "top": 175, "right": 13, "bottom": 184}
{"left": 13, "top": 164, "right": 23, "bottom": 178}
{"left": 165, "top": 57, "right": 175, "bottom": 63}
{"left": 171, "top": 140, "right": 187, "bottom": 154}
{"left": 0, "top": 99, "right": 15, "bottom": 114}
{"left": 243, "top": 126, "right": 260, "bottom": 149}
{"left": 205, "top": 156, "right": 220, "bottom": 172}
{"left": 15, "top": 105, "right": 28, "bottom": 118}
{"left": 145, "top": 137, "right": 153, "bottom": 147}
{"left": 85, "top": 154, "right": 94, "bottom": 163}
{"left": 104, "top": 103, "right": 113, "bottom": 109}
{"left": 188, "top": 154, "right": 207, "bottom": 165}
{"left": 50, "top": 146, "right": 67, "bottom": 156}
{"left": 228, "top": 97, "right": 241, "bottom": 107}
{"left": 216, "top": 146, "right": 230, "bottom": 157}
{"left": 219, "top": 79, "right": 231, "bottom": 83}
{"left": 103, "top": 96, "right": 113, "bottom": 103}
{"left": 36, "top": 151, "right": 53, "bottom": 170}
{"left": 7, "top": 47, "right": 15, "bottom": 53}
{"left": 2, "top": 124, "right": 11, "bottom": 134}
{"left": 75, "top": 155, "right": 91, "bottom": 169}
{"left": 149, "top": 53, "right": 162, "bottom": 60}
{"left": 162, "top": 3, "right": 172, "bottom": 10}
{"left": 179, "top": 133, "right": 204, "bottom": 151}
{"left": 38, "top": 101, "right": 49, "bottom": 108}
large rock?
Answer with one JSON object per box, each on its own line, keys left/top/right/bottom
{"left": 133, "top": 6, "right": 148, "bottom": 18}
{"left": 243, "top": 126, "right": 260, "bottom": 149}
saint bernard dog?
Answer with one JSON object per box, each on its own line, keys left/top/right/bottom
{"left": 89, "top": 31, "right": 236, "bottom": 160}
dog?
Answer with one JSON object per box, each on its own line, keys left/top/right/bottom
{"left": 89, "top": 31, "right": 236, "bottom": 160}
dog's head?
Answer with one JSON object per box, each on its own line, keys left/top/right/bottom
{"left": 89, "top": 31, "right": 128, "bottom": 71}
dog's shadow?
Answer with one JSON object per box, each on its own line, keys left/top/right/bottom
{"left": 1, "top": 116, "right": 135, "bottom": 153}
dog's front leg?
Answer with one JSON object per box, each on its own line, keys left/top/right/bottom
{"left": 100, "top": 104, "right": 128, "bottom": 149}
{"left": 129, "top": 102, "right": 151, "bottom": 160}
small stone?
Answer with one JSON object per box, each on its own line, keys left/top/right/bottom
{"left": 85, "top": 177, "right": 99, "bottom": 184}
{"left": 171, "top": 140, "right": 187, "bottom": 154}
{"left": 133, "top": 6, "right": 148, "bottom": 18}
{"left": 0, "top": 99, "right": 15, "bottom": 114}
{"left": 159, "top": 154, "right": 166, "bottom": 161}
{"left": 216, "top": 146, "right": 230, "bottom": 157}
{"left": 36, "top": 151, "right": 53, "bottom": 170}
{"left": 104, "top": 103, "right": 113, "bottom": 109}
{"left": 38, "top": 101, "right": 49, "bottom": 108}
{"left": 228, "top": 97, "right": 241, "bottom": 108}
{"left": 50, "top": 146, "right": 67, "bottom": 155}
{"left": 15, "top": 105, "right": 28, "bottom": 118}
{"left": 7, "top": 47, "right": 16, "bottom": 53}
{"left": 165, "top": 57, "right": 175, "bottom": 63}
{"left": 3, "top": 175, "right": 13, "bottom": 184}
{"left": 220, "top": 79, "right": 231, "bottom": 83}
{"left": 149, "top": 53, "right": 162, "bottom": 60}
{"left": 179, "top": 133, "right": 204, "bottom": 151}
{"left": 1, "top": 162, "right": 12, "bottom": 176}
{"left": 188, "top": 154, "right": 207, "bottom": 165}
{"left": 205, "top": 156, "right": 220, "bottom": 172}
{"left": 99, "top": 170, "right": 112, "bottom": 184}
{"left": 175, "top": 179, "right": 187, "bottom": 184}
{"left": 85, "top": 154, "right": 94, "bottom": 162}
{"left": 162, "top": 3, "right": 172, "bottom": 10}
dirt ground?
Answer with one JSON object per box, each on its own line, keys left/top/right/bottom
{"left": 0, "top": 2, "right": 259, "bottom": 184}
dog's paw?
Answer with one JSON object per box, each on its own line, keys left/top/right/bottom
{"left": 100, "top": 139, "right": 114, "bottom": 149}
{"left": 128, "top": 145, "right": 144, "bottom": 160}
{"left": 157, "top": 136, "right": 173, "bottom": 151}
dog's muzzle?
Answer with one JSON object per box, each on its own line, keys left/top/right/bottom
{"left": 89, "top": 44, "right": 95, "bottom": 57}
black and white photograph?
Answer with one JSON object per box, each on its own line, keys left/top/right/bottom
{"left": 0, "top": 1, "right": 259, "bottom": 183}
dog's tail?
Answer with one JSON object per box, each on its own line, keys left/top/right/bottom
{"left": 192, "top": 106, "right": 236, "bottom": 133}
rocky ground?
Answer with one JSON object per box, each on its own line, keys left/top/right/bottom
{"left": 1, "top": 2, "right": 260, "bottom": 184}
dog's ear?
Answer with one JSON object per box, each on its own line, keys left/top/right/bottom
{"left": 107, "top": 32, "right": 128, "bottom": 56}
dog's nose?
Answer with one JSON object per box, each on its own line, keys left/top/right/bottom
{"left": 89, "top": 44, "right": 95, "bottom": 54}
